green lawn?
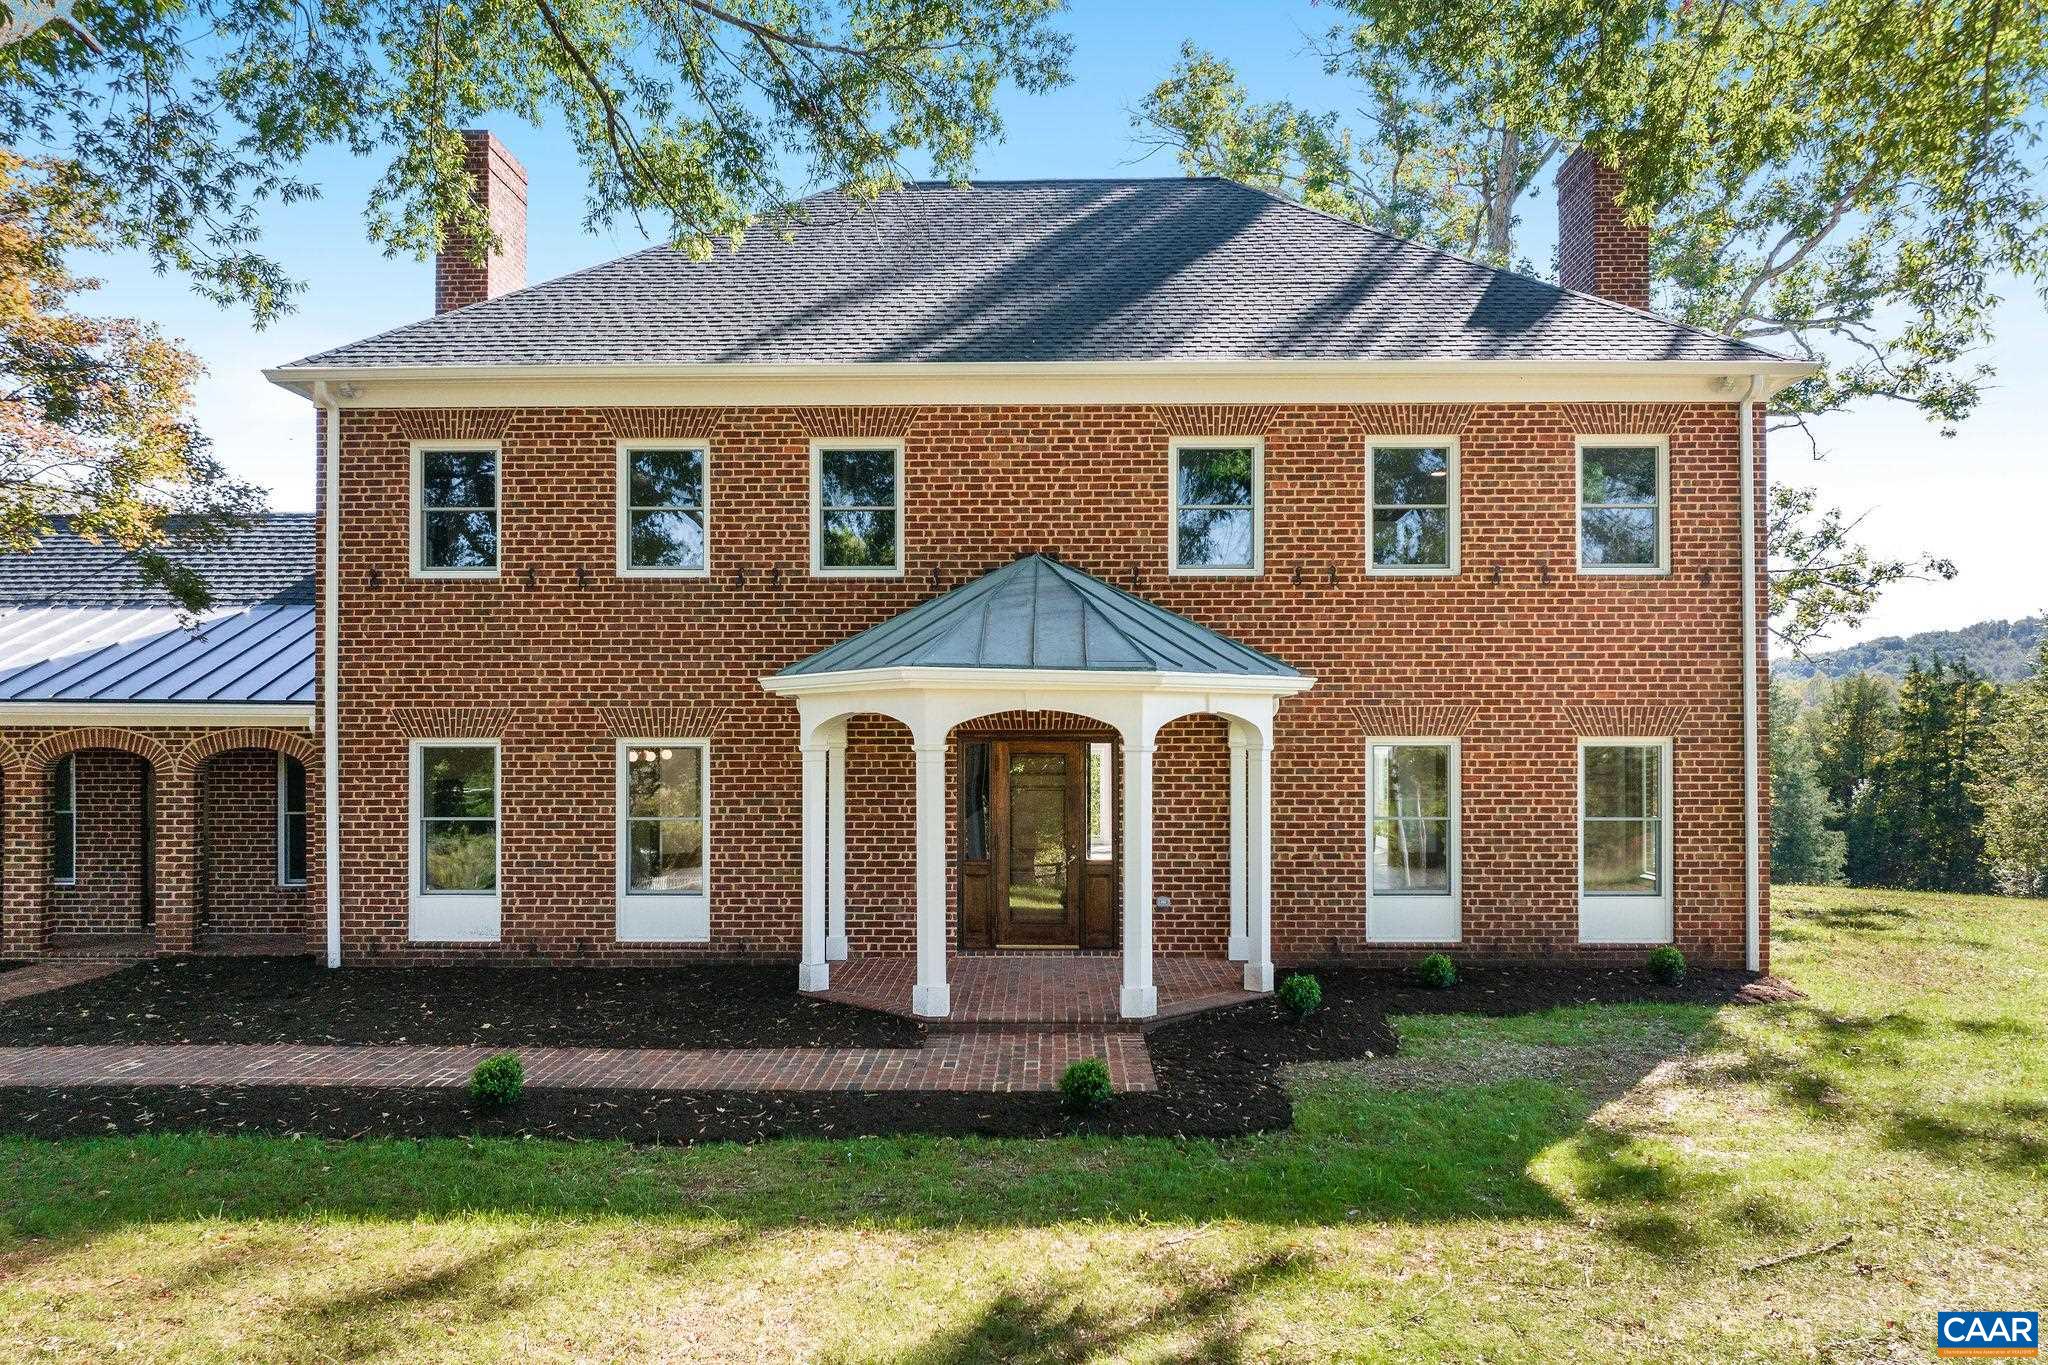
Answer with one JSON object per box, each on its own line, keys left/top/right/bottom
{"left": 3, "top": 887, "right": 2043, "bottom": 1361}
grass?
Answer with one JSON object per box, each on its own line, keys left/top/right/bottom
{"left": 2, "top": 885, "right": 2044, "bottom": 1361}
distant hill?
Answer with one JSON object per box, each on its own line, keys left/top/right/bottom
{"left": 1775, "top": 615, "right": 2045, "bottom": 684}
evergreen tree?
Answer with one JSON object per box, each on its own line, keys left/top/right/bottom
{"left": 1770, "top": 682, "right": 1845, "bottom": 885}
{"left": 1806, "top": 672, "right": 1898, "bottom": 885}
{"left": 1976, "top": 642, "right": 2048, "bottom": 896}
{"left": 1868, "top": 659, "right": 1999, "bottom": 892}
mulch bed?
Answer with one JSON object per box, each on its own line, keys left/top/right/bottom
{"left": 0, "top": 962, "right": 1773, "bottom": 1146}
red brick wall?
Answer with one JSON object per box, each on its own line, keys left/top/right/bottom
{"left": 200, "top": 748, "right": 310, "bottom": 938}
{"left": 434, "top": 131, "right": 527, "bottom": 314}
{"left": 47, "top": 751, "right": 148, "bottom": 936}
{"left": 322, "top": 400, "right": 1769, "bottom": 970}
{"left": 1556, "top": 149, "right": 1652, "bottom": 310}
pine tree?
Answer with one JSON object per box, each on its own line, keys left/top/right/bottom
{"left": 1770, "top": 682, "right": 1845, "bottom": 885}
{"left": 1975, "top": 642, "right": 2048, "bottom": 896}
{"left": 1869, "top": 659, "right": 1999, "bottom": 892}
{"left": 1806, "top": 672, "right": 1899, "bottom": 886}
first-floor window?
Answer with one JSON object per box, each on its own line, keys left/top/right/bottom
{"left": 1579, "top": 739, "right": 1673, "bottom": 943}
{"left": 617, "top": 740, "right": 711, "bottom": 942}
{"left": 49, "top": 754, "right": 75, "bottom": 885}
{"left": 418, "top": 744, "right": 498, "bottom": 893}
{"left": 278, "top": 755, "right": 307, "bottom": 887}
{"left": 1366, "top": 741, "right": 1459, "bottom": 942}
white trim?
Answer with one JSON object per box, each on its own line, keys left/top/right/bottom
{"left": 408, "top": 738, "right": 502, "bottom": 942}
{"left": 1365, "top": 737, "right": 1462, "bottom": 943}
{"left": 49, "top": 753, "right": 76, "bottom": 887}
{"left": 319, "top": 383, "right": 342, "bottom": 968}
{"left": 1168, "top": 436, "right": 1263, "bottom": 577}
{"left": 277, "top": 752, "right": 308, "bottom": 888}
{"left": 1365, "top": 436, "right": 1461, "bottom": 576}
{"left": 614, "top": 738, "right": 711, "bottom": 943}
{"left": 1575, "top": 435, "right": 1671, "bottom": 575}
{"left": 0, "top": 703, "right": 314, "bottom": 727}
{"left": 763, "top": 665, "right": 1314, "bottom": 699}
{"left": 615, "top": 440, "right": 711, "bottom": 578}
{"left": 1739, "top": 376, "right": 1764, "bottom": 972}
{"left": 1576, "top": 737, "right": 1676, "bottom": 945}
{"left": 809, "top": 438, "right": 906, "bottom": 577}
{"left": 409, "top": 439, "right": 502, "bottom": 579}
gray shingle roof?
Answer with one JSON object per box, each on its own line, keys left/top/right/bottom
{"left": 0, "top": 514, "right": 314, "bottom": 609}
{"left": 778, "top": 554, "right": 1301, "bottom": 678}
{"left": 286, "top": 178, "right": 1782, "bottom": 370}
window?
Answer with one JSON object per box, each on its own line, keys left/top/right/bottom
{"left": 1579, "top": 739, "right": 1674, "bottom": 943}
{"left": 413, "top": 442, "right": 500, "bottom": 575}
{"left": 49, "top": 755, "right": 75, "bottom": 885}
{"left": 409, "top": 741, "right": 500, "bottom": 942}
{"left": 1170, "top": 439, "right": 1261, "bottom": 574}
{"left": 1578, "top": 438, "right": 1667, "bottom": 572}
{"left": 619, "top": 444, "right": 708, "bottom": 575}
{"left": 1366, "top": 740, "right": 1460, "bottom": 942}
{"left": 616, "top": 740, "right": 710, "bottom": 942}
{"left": 1087, "top": 741, "right": 1115, "bottom": 860}
{"left": 1369, "top": 440, "right": 1458, "bottom": 573}
{"left": 812, "top": 441, "right": 903, "bottom": 574}
{"left": 277, "top": 755, "right": 307, "bottom": 887}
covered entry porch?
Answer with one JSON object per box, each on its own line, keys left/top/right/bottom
{"left": 762, "top": 555, "right": 1312, "bottom": 1021}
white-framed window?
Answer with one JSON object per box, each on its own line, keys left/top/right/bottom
{"left": 1367, "top": 438, "right": 1459, "bottom": 574}
{"left": 615, "top": 739, "right": 711, "bottom": 943}
{"left": 617, "top": 442, "right": 710, "bottom": 576}
{"left": 1577, "top": 436, "right": 1669, "bottom": 573}
{"left": 1578, "top": 738, "right": 1675, "bottom": 944}
{"left": 277, "top": 754, "right": 308, "bottom": 887}
{"left": 49, "top": 754, "right": 75, "bottom": 885}
{"left": 408, "top": 739, "right": 501, "bottom": 941}
{"left": 1366, "top": 739, "right": 1460, "bottom": 942}
{"left": 1169, "top": 437, "right": 1263, "bottom": 575}
{"left": 811, "top": 440, "right": 904, "bottom": 576}
{"left": 411, "top": 441, "right": 502, "bottom": 576}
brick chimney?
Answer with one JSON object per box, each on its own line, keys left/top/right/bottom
{"left": 1555, "top": 147, "right": 1649, "bottom": 310}
{"left": 434, "top": 131, "right": 527, "bottom": 314}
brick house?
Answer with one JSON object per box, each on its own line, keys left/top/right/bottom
{"left": 0, "top": 134, "right": 1808, "bottom": 1019}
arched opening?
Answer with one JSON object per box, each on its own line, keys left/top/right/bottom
{"left": 196, "top": 746, "right": 312, "bottom": 952}
{"left": 44, "top": 747, "right": 156, "bottom": 955}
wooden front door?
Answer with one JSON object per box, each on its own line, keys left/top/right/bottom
{"left": 958, "top": 736, "right": 1118, "bottom": 950}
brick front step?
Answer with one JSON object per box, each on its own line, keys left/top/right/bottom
{"left": 0, "top": 1033, "right": 1155, "bottom": 1094}
{"left": 818, "top": 954, "right": 1259, "bottom": 1032}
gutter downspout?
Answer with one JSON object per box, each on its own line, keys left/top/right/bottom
{"left": 314, "top": 381, "right": 343, "bottom": 969}
{"left": 1739, "top": 373, "right": 1763, "bottom": 973}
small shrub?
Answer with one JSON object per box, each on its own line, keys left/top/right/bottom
{"left": 1415, "top": 952, "right": 1458, "bottom": 989}
{"left": 1647, "top": 945, "right": 1687, "bottom": 985}
{"left": 469, "top": 1052, "right": 525, "bottom": 1108}
{"left": 1276, "top": 972, "right": 1322, "bottom": 1019}
{"left": 1059, "top": 1057, "right": 1114, "bottom": 1112}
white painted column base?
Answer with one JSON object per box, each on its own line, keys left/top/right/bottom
{"left": 1228, "top": 934, "right": 1251, "bottom": 961}
{"left": 1120, "top": 986, "right": 1158, "bottom": 1018}
{"left": 913, "top": 983, "right": 951, "bottom": 1018}
{"left": 798, "top": 961, "right": 831, "bottom": 992}
{"left": 1243, "top": 961, "right": 1273, "bottom": 993}
{"left": 826, "top": 935, "right": 849, "bottom": 962}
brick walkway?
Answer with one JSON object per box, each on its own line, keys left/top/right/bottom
{"left": 0, "top": 960, "right": 130, "bottom": 1005}
{"left": 0, "top": 1031, "right": 1154, "bottom": 1093}
{"left": 821, "top": 953, "right": 1256, "bottom": 1030}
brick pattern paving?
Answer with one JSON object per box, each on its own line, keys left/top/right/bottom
{"left": 822, "top": 953, "right": 1256, "bottom": 1030}
{"left": 0, "top": 1032, "right": 1154, "bottom": 1093}
{"left": 0, "top": 960, "right": 129, "bottom": 1004}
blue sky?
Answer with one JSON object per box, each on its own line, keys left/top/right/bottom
{"left": 83, "top": 0, "right": 2045, "bottom": 652}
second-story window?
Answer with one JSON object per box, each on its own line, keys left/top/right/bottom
{"left": 415, "top": 443, "right": 500, "bottom": 575}
{"left": 813, "top": 441, "right": 903, "bottom": 575}
{"left": 1369, "top": 441, "right": 1458, "bottom": 573}
{"left": 1170, "top": 439, "right": 1262, "bottom": 575}
{"left": 1579, "top": 438, "right": 1667, "bottom": 572}
{"left": 620, "top": 445, "right": 708, "bottom": 574}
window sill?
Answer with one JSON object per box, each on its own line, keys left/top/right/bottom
{"left": 410, "top": 568, "right": 502, "bottom": 581}
{"left": 1578, "top": 566, "right": 1670, "bottom": 578}
{"left": 811, "top": 567, "right": 905, "bottom": 579}
{"left": 617, "top": 892, "right": 710, "bottom": 943}
{"left": 618, "top": 566, "right": 711, "bottom": 580}
{"left": 1167, "top": 565, "right": 1262, "bottom": 578}
{"left": 1366, "top": 564, "right": 1459, "bottom": 578}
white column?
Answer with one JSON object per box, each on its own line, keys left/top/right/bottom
{"left": 1243, "top": 732, "right": 1274, "bottom": 994}
{"left": 911, "top": 742, "right": 950, "bottom": 1018}
{"left": 1227, "top": 729, "right": 1250, "bottom": 961}
{"left": 825, "top": 738, "right": 848, "bottom": 961}
{"left": 1120, "top": 740, "right": 1157, "bottom": 1019}
{"left": 798, "top": 745, "right": 830, "bottom": 992}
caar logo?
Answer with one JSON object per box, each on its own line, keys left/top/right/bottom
{"left": 1938, "top": 1312, "right": 2039, "bottom": 1358}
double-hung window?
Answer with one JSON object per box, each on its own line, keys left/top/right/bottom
{"left": 1368, "top": 441, "right": 1458, "bottom": 573}
{"left": 1366, "top": 740, "right": 1460, "bottom": 942}
{"left": 619, "top": 444, "right": 708, "bottom": 574}
{"left": 1170, "top": 439, "right": 1262, "bottom": 574}
{"left": 813, "top": 441, "right": 903, "bottom": 574}
{"left": 1579, "top": 739, "right": 1674, "bottom": 943}
{"left": 277, "top": 755, "right": 307, "bottom": 887}
{"left": 410, "top": 741, "right": 501, "bottom": 941}
{"left": 414, "top": 442, "right": 500, "bottom": 575}
{"left": 616, "top": 740, "right": 710, "bottom": 942}
{"left": 49, "top": 754, "right": 76, "bottom": 885}
{"left": 1578, "top": 438, "right": 1667, "bottom": 572}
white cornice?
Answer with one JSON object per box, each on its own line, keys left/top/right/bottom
{"left": 0, "top": 702, "right": 315, "bottom": 728}
{"left": 760, "top": 666, "right": 1317, "bottom": 698}
{"left": 264, "top": 358, "right": 1817, "bottom": 409}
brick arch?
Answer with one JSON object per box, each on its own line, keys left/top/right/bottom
{"left": 175, "top": 727, "right": 322, "bottom": 778}
{"left": 0, "top": 732, "right": 20, "bottom": 774}
{"left": 23, "top": 726, "right": 174, "bottom": 775}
